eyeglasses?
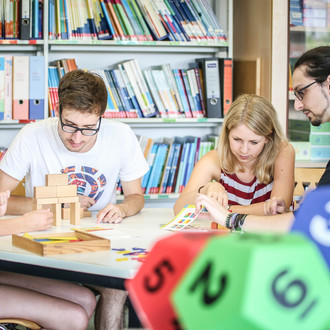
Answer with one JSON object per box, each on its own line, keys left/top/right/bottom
{"left": 59, "top": 109, "right": 102, "bottom": 136}
{"left": 294, "top": 81, "right": 317, "bottom": 101}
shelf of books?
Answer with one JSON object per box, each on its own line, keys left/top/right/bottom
{"left": 0, "top": 0, "right": 232, "bottom": 205}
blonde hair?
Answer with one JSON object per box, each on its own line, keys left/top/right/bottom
{"left": 217, "top": 94, "right": 287, "bottom": 183}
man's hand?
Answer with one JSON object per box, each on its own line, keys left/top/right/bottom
{"left": 96, "top": 203, "right": 126, "bottom": 224}
{"left": 78, "top": 194, "right": 96, "bottom": 210}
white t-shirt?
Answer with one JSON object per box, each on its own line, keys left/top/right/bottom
{"left": 0, "top": 118, "right": 149, "bottom": 211}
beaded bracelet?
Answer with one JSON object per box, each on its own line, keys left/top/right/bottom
{"left": 233, "top": 214, "right": 248, "bottom": 231}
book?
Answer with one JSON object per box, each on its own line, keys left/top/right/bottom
{"left": 159, "top": 137, "right": 175, "bottom": 193}
{"left": 142, "top": 142, "right": 159, "bottom": 193}
{"left": 143, "top": 69, "right": 167, "bottom": 117}
{"left": 186, "top": 67, "right": 203, "bottom": 118}
{"left": 172, "top": 68, "right": 192, "bottom": 118}
{"left": 135, "top": 0, "right": 169, "bottom": 40}
{"left": 166, "top": 136, "right": 184, "bottom": 193}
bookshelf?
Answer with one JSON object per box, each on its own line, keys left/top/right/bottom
{"left": 0, "top": 0, "right": 233, "bottom": 207}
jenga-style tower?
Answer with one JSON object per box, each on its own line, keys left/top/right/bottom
{"left": 32, "top": 174, "right": 80, "bottom": 226}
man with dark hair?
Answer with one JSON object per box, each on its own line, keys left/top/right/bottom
{"left": 293, "top": 46, "right": 330, "bottom": 186}
{"left": 0, "top": 69, "right": 148, "bottom": 222}
{"left": 0, "top": 69, "right": 149, "bottom": 329}
{"left": 195, "top": 46, "right": 330, "bottom": 231}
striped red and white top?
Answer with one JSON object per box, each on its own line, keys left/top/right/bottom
{"left": 220, "top": 172, "right": 273, "bottom": 206}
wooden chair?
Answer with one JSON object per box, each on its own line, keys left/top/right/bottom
{"left": 294, "top": 167, "right": 324, "bottom": 207}
{"left": 0, "top": 318, "right": 41, "bottom": 330}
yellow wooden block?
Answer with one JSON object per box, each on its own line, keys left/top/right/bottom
{"left": 56, "top": 185, "right": 77, "bottom": 197}
{"left": 46, "top": 174, "right": 69, "bottom": 186}
{"left": 58, "top": 196, "right": 79, "bottom": 203}
{"left": 34, "top": 186, "right": 57, "bottom": 199}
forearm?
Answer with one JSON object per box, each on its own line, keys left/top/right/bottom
{"left": 230, "top": 202, "right": 266, "bottom": 216}
{"left": 6, "top": 196, "right": 33, "bottom": 215}
{"left": 242, "top": 212, "right": 294, "bottom": 233}
{"left": 0, "top": 217, "right": 25, "bottom": 236}
{"left": 174, "top": 190, "right": 197, "bottom": 215}
{"left": 120, "top": 194, "right": 145, "bottom": 217}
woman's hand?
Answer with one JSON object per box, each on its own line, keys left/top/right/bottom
{"left": 264, "top": 197, "right": 287, "bottom": 215}
{"left": 195, "top": 193, "right": 230, "bottom": 228}
{"left": 202, "top": 182, "right": 229, "bottom": 208}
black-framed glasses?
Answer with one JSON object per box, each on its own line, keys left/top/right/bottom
{"left": 59, "top": 108, "right": 102, "bottom": 136}
{"left": 294, "top": 81, "right": 317, "bottom": 101}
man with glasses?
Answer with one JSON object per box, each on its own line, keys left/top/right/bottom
{"left": 0, "top": 70, "right": 150, "bottom": 329}
{"left": 194, "top": 46, "right": 329, "bottom": 232}
{"left": 293, "top": 45, "right": 330, "bottom": 186}
{"left": 0, "top": 70, "right": 149, "bottom": 223}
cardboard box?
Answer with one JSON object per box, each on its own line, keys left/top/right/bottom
{"left": 12, "top": 230, "right": 110, "bottom": 256}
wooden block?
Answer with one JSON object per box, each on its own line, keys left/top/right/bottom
{"left": 56, "top": 185, "right": 77, "bottom": 197}
{"left": 58, "top": 196, "right": 79, "bottom": 204}
{"left": 46, "top": 174, "right": 69, "bottom": 186}
{"left": 211, "top": 221, "right": 229, "bottom": 230}
{"left": 33, "top": 197, "right": 59, "bottom": 205}
{"left": 83, "top": 210, "right": 92, "bottom": 218}
{"left": 34, "top": 186, "right": 57, "bottom": 199}
{"left": 32, "top": 203, "right": 42, "bottom": 210}
{"left": 12, "top": 230, "right": 110, "bottom": 256}
{"left": 70, "top": 202, "right": 80, "bottom": 225}
{"left": 51, "top": 203, "right": 61, "bottom": 226}
{"left": 61, "top": 207, "right": 71, "bottom": 220}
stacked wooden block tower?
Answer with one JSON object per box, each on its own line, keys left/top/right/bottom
{"left": 33, "top": 174, "right": 80, "bottom": 226}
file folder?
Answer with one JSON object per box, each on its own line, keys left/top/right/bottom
{"left": 29, "top": 56, "right": 45, "bottom": 119}
{"left": 20, "top": 0, "right": 31, "bottom": 40}
{"left": 13, "top": 56, "right": 29, "bottom": 120}
{"left": 195, "top": 58, "right": 223, "bottom": 118}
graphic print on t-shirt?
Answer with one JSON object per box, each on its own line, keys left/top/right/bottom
{"left": 61, "top": 166, "right": 106, "bottom": 202}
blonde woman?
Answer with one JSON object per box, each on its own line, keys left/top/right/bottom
{"left": 174, "top": 94, "right": 295, "bottom": 216}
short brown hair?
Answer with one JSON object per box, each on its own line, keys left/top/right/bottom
{"left": 58, "top": 70, "right": 108, "bottom": 116}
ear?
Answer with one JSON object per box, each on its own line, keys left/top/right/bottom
{"left": 54, "top": 103, "right": 60, "bottom": 117}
